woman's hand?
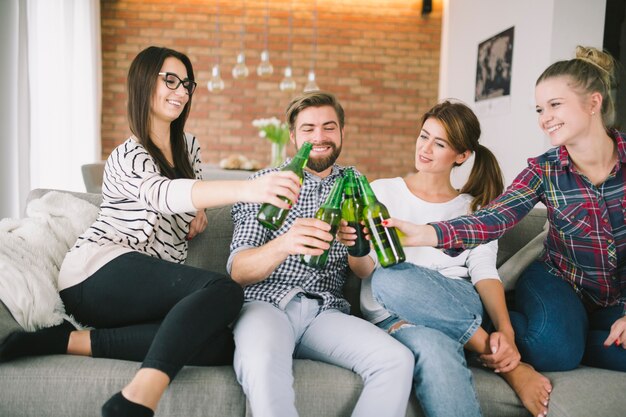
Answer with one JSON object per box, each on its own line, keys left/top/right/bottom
{"left": 243, "top": 171, "right": 301, "bottom": 209}
{"left": 479, "top": 331, "right": 521, "bottom": 373}
{"left": 187, "top": 210, "right": 208, "bottom": 240}
{"left": 604, "top": 315, "right": 626, "bottom": 348}
{"left": 381, "top": 218, "right": 439, "bottom": 247}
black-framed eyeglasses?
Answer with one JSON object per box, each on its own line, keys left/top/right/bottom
{"left": 158, "top": 72, "right": 197, "bottom": 96}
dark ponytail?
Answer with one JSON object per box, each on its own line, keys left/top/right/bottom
{"left": 422, "top": 100, "right": 504, "bottom": 212}
{"left": 460, "top": 144, "right": 504, "bottom": 211}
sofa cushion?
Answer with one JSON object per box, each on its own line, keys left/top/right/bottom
{"left": 0, "top": 300, "right": 22, "bottom": 343}
{"left": 0, "top": 356, "right": 371, "bottom": 417}
{"left": 0, "top": 356, "right": 247, "bottom": 417}
{"left": 186, "top": 205, "right": 234, "bottom": 275}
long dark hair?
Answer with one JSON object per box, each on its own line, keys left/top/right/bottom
{"left": 127, "top": 46, "right": 195, "bottom": 179}
{"left": 420, "top": 100, "right": 504, "bottom": 211}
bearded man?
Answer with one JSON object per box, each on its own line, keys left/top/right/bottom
{"left": 227, "top": 91, "right": 414, "bottom": 417}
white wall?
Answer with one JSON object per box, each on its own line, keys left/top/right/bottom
{"left": 440, "top": 0, "right": 606, "bottom": 188}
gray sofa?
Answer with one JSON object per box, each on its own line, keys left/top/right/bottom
{"left": 1, "top": 189, "right": 625, "bottom": 417}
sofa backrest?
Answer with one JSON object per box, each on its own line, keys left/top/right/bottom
{"left": 495, "top": 207, "right": 547, "bottom": 268}
{"left": 187, "top": 205, "right": 235, "bottom": 274}
{"left": 0, "top": 189, "right": 548, "bottom": 339}
{"left": 25, "top": 189, "right": 548, "bottom": 275}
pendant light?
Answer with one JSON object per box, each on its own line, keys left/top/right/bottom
{"left": 257, "top": 0, "right": 273, "bottom": 77}
{"left": 232, "top": 0, "right": 249, "bottom": 79}
{"left": 207, "top": 2, "right": 225, "bottom": 92}
{"left": 303, "top": 0, "right": 319, "bottom": 92}
{"left": 280, "top": 0, "right": 296, "bottom": 92}
{"left": 303, "top": 70, "right": 319, "bottom": 92}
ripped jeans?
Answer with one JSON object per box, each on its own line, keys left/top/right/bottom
{"left": 371, "top": 263, "right": 484, "bottom": 417}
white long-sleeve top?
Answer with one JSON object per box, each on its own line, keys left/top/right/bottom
{"left": 360, "top": 177, "right": 499, "bottom": 324}
{"left": 58, "top": 133, "right": 203, "bottom": 291}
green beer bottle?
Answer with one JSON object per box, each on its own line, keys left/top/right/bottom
{"left": 341, "top": 168, "right": 370, "bottom": 257}
{"left": 301, "top": 176, "right": 345, "bottom": 269}
{"left": 356, "top": 175, "right": 405, "bottom": 267}
{"left": 257, "top": 142, "right": 313, "bottom": 230}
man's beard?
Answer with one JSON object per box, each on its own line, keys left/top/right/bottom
{"left": 306, "top": 142, "right": 342, "bottom": 172}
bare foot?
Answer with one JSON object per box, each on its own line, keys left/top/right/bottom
{"left": 501, "top": 362, "right": 552, "bottom": 417}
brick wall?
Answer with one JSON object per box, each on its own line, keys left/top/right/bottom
{"left": 100, "top": 0, "right": 441, "bottom": 180}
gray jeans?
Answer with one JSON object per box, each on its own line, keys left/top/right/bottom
{"left": 233, "top": 295, "right": 414, "bottom": 417}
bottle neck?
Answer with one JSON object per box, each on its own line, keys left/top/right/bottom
{"left": 290, "top": 142, "right": 312, "bottom": 171}
{"left": 323, "top": 178, "right": 345, "bottom": 208}
{"left": 343, "top": 169, "right": 356, "bottom": 198}
{"left": 291, "top": 155, "right": 308, "bottom": 170}
{"left": 358, "top": 178, "right": 376, "bottom": 205}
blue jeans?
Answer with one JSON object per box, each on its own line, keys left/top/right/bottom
{"left": 510, "top": 261, "right": 626, "bottom": 372}
{"left": 372, "top": 263, "right": 483, "bottom": 417}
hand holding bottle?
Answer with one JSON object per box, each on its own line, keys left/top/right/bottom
{"left": 243, "top": 171, "right": 302, "bottom": 209}
{"left": 257, "top": 142, "right": 313, "bottom": 230}
{"left": 301, "top": 177, "right": 345, "bottom": 268}
{"left": 336, "top": 219, "right": 367, "bottom": 251}
{"left": 275, "top": 217, "right": 333, "bottom": 257}
{"left": 340, "top": 168, "right": 369, "bottom": 257}
{"left": 356, "top": 175, "right": 405, "bottom": 268}
{"left": 377, "top": 218, "right": 439, "bottom": 247}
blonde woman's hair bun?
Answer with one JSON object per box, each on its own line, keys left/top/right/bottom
{"left": 574, "top": 45, "right": 615, "bottom": 74}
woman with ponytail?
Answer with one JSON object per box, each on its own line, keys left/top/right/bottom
{"left": 377, "top": 45, "right": 626, "bottom": 414}
{"left": 339, "top": 100, "right": 551, "bottom": 417}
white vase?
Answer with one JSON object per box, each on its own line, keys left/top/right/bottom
{"left": 271, "top": 142, "right": 287, "bottom": 167}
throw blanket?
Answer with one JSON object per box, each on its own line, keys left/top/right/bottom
{"left": 0, "top": 192, "right": 98, "bottom": 331}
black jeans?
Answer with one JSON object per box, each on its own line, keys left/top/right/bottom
{"left": 60, "top": 251, "right": 244, "bottom": 380}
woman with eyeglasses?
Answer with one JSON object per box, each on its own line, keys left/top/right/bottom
{"left": 0, "top": 46, "right": 301, "bottom": 417}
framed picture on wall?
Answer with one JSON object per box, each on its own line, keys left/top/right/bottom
{"left": 475, "top": 26, "right": 514, "bottom": 102}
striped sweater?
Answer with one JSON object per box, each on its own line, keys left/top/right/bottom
{"left": 58, "top": 133, "right": 203, "bottom": 291}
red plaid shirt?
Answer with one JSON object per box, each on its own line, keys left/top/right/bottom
{"left": 432, "top": 129, "right": 626, "bottom": 315}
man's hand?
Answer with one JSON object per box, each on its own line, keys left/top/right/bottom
{"left": 337, "top": 219, "right": 357, "bottom": 247}
{"left": 275, "top": 217, "right": 333, "bottom": 257}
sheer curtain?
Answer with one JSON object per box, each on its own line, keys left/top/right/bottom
{"left": 0, "top": 0, "right": 32, "bottom": 219}
{"left": 28, "top": 0, "right": 102, "bottom": 193}
{"left": 0, "top": 0, "right": 101, "bottom": 219}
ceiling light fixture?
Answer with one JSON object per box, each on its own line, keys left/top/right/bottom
{"left": 207, "top": 2, "right": 225, "bottom": 92}
{"left": 257, "top": 0, "right": 273, "bottom": 77}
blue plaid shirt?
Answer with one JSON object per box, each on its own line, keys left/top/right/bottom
{"left": 228, "top": 164, "right": 352, "bottom": 313}
{"left": 431, "top": 129, "right": 626, "bottom": 315}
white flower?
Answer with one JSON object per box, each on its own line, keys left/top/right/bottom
{"left": 252, "top": 116, "right": 289, "bottom": 145}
